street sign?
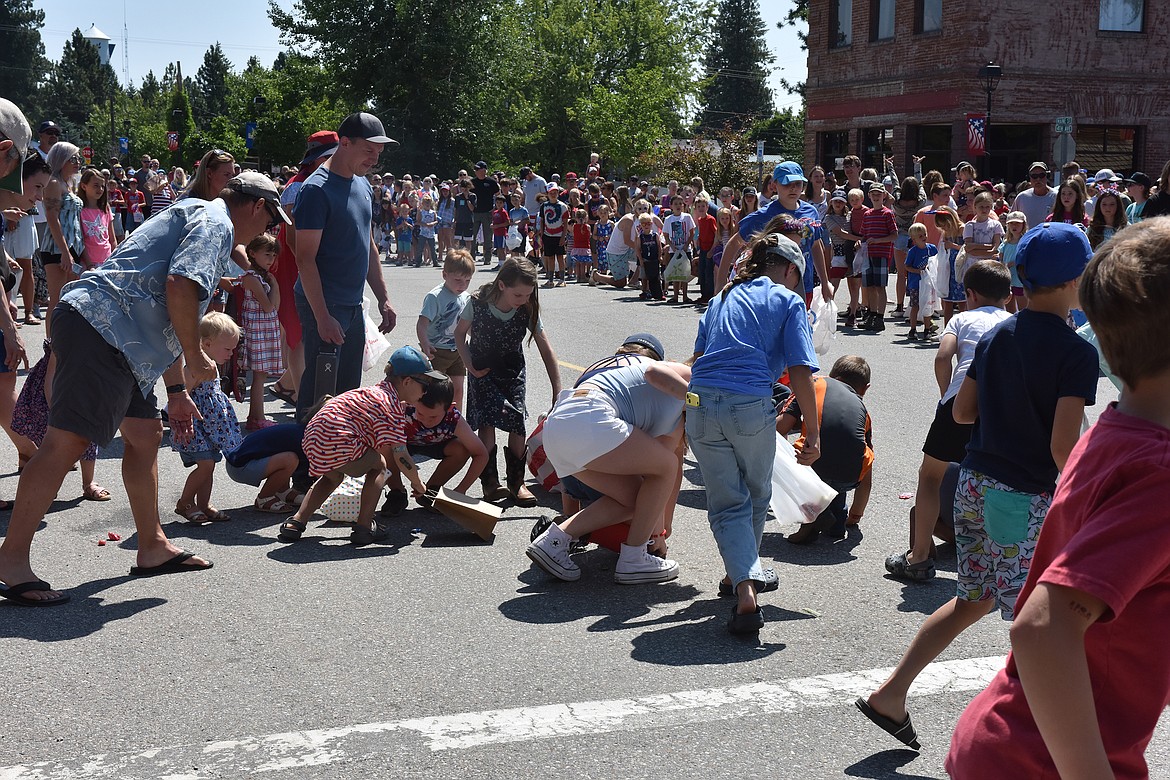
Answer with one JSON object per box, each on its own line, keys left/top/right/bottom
{"left": 245, "top": 121, "right": 257, "bottom": 150}
{"left": 756, "top": 139, "right": 764, "bottom": 162}
{"left": 1055, "top": 133, "right": 1077, "bottom": 168}
{"left": 81, "top": 146, "right": 93, "bottom": 164}
{"left": 1054, "top": 116, "right": 1073, "bottom": 134}
{"left": 118, "top": 137, "right": 128, "bottom": 155}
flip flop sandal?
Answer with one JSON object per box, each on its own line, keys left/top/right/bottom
{"left": 718, "top": 568, "right": 780, "bottom": 598}
{"left": 129, "top": 550, "right": 213, "bottom": 577}
{"left": 174, "top": 504, "right": 211, "bottom": 526}
{"left": 254, "top": 496, "right": 294, "bottom": 514}
{"left": 269, "top": 383, "right": 297, "bottom": 405}
{"left": 0, "top": 498, "right": 12, "bottom": 512}
{"left": 83, "top": 485, "right": 112, "bottom": 502}
{"left": 0, "top": 579, "right": 70, "bottom": 607}
{"left": 855, "top": 698, "right": 921, "bottom": 751}
{"left": 278, "top": 518, "right": 307, "bottom": 541}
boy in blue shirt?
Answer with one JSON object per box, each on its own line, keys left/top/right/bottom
{"left": 904, "top": 222, "right": 938, "bottom": 341}
{"left": 858, "top": 222, "right": 1099, "bottom": 751}
{"left": 394, "top": 206, "right": 413, "bottom": 266}
{"left": 417, "top": 248, "right": 474, "bottom": 410}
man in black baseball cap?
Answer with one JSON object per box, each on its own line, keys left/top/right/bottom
{"left": 470, "top": 160, "right": 500, "bottom": 264}
{"left": 337, "top": 112, "right": 397, "bottom": 145}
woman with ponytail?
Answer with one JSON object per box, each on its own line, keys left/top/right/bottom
{"left": 686, "top": 233, "right": 821, "bottom": 635}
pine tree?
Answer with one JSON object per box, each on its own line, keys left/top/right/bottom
{"left": 0, "top": 0, "right": 51, "bottom": 121}
{"left": 696, "top": 0, "right": 775, "bottom": 131}
{"left": 139, "top": 71, "right": 161, "bottom": 107}
{"left": 41, "top": 29, "right": 118, "bottom": 129}
{"left": 194, "top": 43, "right": 233, "bottom": 129}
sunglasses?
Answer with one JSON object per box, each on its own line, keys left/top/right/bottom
{"left": 264, "top": 203, "right": 282, "bottom": 230}
{"left": 1029, "top": 172, "right": 1047, "bottom": 179}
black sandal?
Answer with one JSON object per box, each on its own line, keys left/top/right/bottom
{"left": 278, "top": 518, "right": 307, "bottom": 541}
{"left": 855, "top": 697, "right": 921, "bottom": 750}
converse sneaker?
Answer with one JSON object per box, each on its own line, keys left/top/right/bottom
{"left": 526, "top": 525, "right": 581, "bottom": 581}
{"left": 614, "top": 544, "right": 679, "bottom": 584}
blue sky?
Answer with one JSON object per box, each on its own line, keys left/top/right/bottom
{"left": 36, "top": 1, "right": 806, "bottom": 111}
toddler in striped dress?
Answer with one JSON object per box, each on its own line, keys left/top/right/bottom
{"left": 239, "top": 234, "right": 285, "bottom": 430}
{"left": 276, "top": 346, "right": 447, "bottom": 546}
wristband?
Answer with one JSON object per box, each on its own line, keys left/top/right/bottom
{"left": 165, "top": 384, "right": 186, "bottom": 395}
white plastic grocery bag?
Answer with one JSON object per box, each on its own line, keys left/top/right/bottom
{"left": 769, "top": 434, "right": 839, "bottom": 524}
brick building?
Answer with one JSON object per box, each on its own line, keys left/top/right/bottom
{"left": 803, "top": 1, "right": 1170, "bottom": 186}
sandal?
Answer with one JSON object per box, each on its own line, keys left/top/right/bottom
{"left": 884, "top": 551, "right": 936, "bottom": 582}
{"left": 278, "top": 517, "right": 307, "bottom": 541}
{"left": 855, "top": 698, "right": 921, "bottom": 751}
{"left": 350, "top": 518, "right": 392, "bottom": 546}
{"left": 174, "top": 503, "right": 211, "bottom": 526}
{"left": 718, "top": 568, "right": 779, "bottom": 598}
{"left": 276, "top": 488, "right": 305, "bottom": 507}
{"left": 83, "top": 484, "right": 112, "bottom": 502}
{"left": 254, "top": 495, "right": 294, "bottom": 514}
{"left": 23, "top": 314, "right": 41, "bottom": 326}
{"left": 205, "top": 508, "right": 231, "bottom": 523}
{"left": 269, "top": 383, "right": 297, "bottom": 405}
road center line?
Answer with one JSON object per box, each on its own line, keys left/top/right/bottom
{"left": 0, "top": 655, "right": 1004, "bottom": 779}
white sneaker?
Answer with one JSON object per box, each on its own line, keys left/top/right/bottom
{"left": 526, "top": 526, "right": 581, "bottom": 581}
{"left": 614, "top": 546, "right": 679, "bottom": 585}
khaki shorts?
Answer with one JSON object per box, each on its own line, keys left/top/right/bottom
{"left": 429, "top": 347, "right": 466, "bottom": 377}
{"left": 337, "top": 448, "right": 385, "bottom": 477}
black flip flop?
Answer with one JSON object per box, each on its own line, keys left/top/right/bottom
{"left": 129, "top": 550, "right": 213, "bottom": 577}
{"left": 0, "top": 579, "right": 71, "bottom": 607}
{"left": 855, "top": 697, "right": 921, "bottom": 750}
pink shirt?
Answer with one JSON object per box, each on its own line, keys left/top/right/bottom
{"left": 79, "top": 207, "right": 114, "bottom": 267}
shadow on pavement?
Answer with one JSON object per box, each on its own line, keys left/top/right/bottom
{"left": 891, "top": 578, "right": 956, "bottom": 615}
{"left": 265, "top": 525, "right": 415, "bottom": 564}
{"left": 162, "top": 510, "right": 285, "bottom": 547}
{"left": 844, "top": 748, "right": 937, "bottom": 779}
{"left": 0, "top": 576, "right": 164, "bottom": 641}
{"left": 761, "top": 527, "right": 862, "bottom": 566}
{"left": 629, "top": 601, "right": 805, "bottom": 665}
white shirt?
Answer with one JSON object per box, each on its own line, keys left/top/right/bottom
{"left": 942, "top": 306, "right": 1013, "bottom": 403}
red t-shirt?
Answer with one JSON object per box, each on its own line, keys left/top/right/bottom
{"left": 695, "top": 213, "right": 717, "bottom": 252}
{"left": 492, "top": 207, "right": 509, "bottom": 236}
{"left": 862, "top": 206, "right": 896, "bottom": 259}
{"left": 123, "top": 190, "right": 145, "bottom": 216}
{"left": 947, "top": 405, "right": 1170, "bottom": 780}
{"left": 572, "top": 222, "right": 591, "bottom": 248}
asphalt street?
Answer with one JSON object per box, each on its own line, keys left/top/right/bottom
{"left": 1, "top": 255, "right": 1164, "bottom": 780}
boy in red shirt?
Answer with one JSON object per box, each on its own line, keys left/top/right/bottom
{"left": 491, "top": 195, "right": 509, "bottom": 270}
{"left": 947, "top": 218, "right": 1170, "bottom": 780}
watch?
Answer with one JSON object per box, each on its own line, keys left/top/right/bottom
{"left": 165, "top": 384, "right": 186, "bottom": 395}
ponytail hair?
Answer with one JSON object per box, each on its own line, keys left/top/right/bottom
{"left": 721, "top": 233, "right": 799, "bottom": 298}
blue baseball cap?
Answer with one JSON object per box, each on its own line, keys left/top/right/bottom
{"left": 1015, "top": 222, "right": 1092, "bottom": 292}
{"left": 388, "top": 345, "right": 447, "bottom": 381}
{"left": 772, "top": 161, "right": 807, "bottom": 186}
{"left": 621, "top": 333, "right": 664, "bottom": 360}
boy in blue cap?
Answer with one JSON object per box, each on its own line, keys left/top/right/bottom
{"left": 857, "top": 222, "right": 1099, "bottom": 751}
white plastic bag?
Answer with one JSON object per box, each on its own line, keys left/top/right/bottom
{"left": 852, "top": 241, "right": 869, "bottom": 275}
{"left": 362, "top": 298, "right": 391, "bottom": 370}
{"left": 506, "top": 225, "right": 522, "bottom": 251}
{"left": 808, "top": 294, "right": 838, "bottom": 355}
{"left": 919, "top": 255, "right": 942, "bottom": 317}
{"left": 769, "top": 433, "right": 839, "bottom": 524}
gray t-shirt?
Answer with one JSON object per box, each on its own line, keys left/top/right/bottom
{"left": 581, "top": 362, "right": 683, "bottom": 438}
{"left": 1013, "top": 187, "right": 1057, "bottom": 230}
{"left": 522, "top": 175, "right": 548, "bottom": 213}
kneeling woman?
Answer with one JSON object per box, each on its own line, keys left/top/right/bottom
{"left": 688, "top": 233, "right": 821, "bottom": 634}
{"left": 527, "top": 359, "right": 691, "bottom": 584}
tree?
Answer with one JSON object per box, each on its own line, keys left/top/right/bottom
{"left": 139, "top": 71, "right": 161, "bottom": 107}
{"left": 748, "top": 107, "right": 805, "bottom": 162}
{"left": 635, "top": 125, "right": 758, "bottom": 192}
{"left": 167, "top": 88, "right": 196, "bottom": 168}
{"left": 41, "top": 29, "right": 117, "bottom": 128}
{"left": 0, "top": 0, "right": 50, "bottom": 120}
{"left": 193, "top": 43, "right": 232, "bottom": 129}
{"left": 696, "top": 0, "right": 774, "bottom": 131}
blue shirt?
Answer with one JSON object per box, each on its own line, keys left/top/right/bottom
{"left": 293, "top": 165, "right": 373, "bottom": 307}
{"left": 226, "top": 423, "right": 307, "bottom": 470}
{"left": 581, "top": 362, "right": 684, "bottom": 438}
{"left": 737, "top": 199, "right": 825, "bottom": 294}
{"left": 691, "top": 277, "right": 819, "bottom": 397}
{"left": 420, "top": 282, "right": 470, "bottom": 350}
{"left": 60, "top": 198, "right": 235, "bottom": 396}
{"left": 963, "top": 309, "right": 1098, "bottom": 493}
{"left": 905, "top": 243, "right": 937, "bottom": 290}
{"left": 171, "top": 378, "right": 243, "bottom": 456}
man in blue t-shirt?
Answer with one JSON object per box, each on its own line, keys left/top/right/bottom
{"left": 293, "top": 112, "right": 399, "bottom": 419}
{"left": 717, "top": 161, "right": 830, "bottom": 304}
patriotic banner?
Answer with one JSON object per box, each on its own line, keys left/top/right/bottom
{"left": 966, "top": 113, "right": 986, "bottom": 157}
{"left": 166, "top": 131, "right": 179, "bottom": 151}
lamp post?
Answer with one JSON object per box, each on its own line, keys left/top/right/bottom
{"left": 123, "top": 119, "right": 131, "bottom": 165}
{"left": 251, "top": 95, "right": 267, "bottom": 172}
{"left": 978, "top": 62, "right": 1002, "bottom": 172}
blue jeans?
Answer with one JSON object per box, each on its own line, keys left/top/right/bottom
{"left": 295, "top": 293, "right": 365, "bottom": 420}
{"left": 685, "top": 385, "right": 776, "bottom": 588}
{"left": 698, "top": 248, "right": 715, "bottom": 300}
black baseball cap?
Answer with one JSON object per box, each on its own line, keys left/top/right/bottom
{"left": 37, "top": 120, "right": 60, "bottom": 135}
{"left": 337, "top": 112, "right": 397, "bottom": 145}
{"left": 1124, "top": 171, "right": 1152, "bottom": 188}
{"left": 474, "top": 161, "right": 488, "bottom": 170}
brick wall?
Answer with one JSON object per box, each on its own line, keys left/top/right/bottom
{"left": 803, "top": 0, "right": 1170, "bottom": 180}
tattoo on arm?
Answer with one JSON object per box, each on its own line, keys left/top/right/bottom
{"left": 1068, "top": 599, "right": 1095, "bottom": 622}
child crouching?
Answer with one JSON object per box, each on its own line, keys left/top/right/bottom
{"left": 278, "top": 346, "right": 443, "bottom": 545}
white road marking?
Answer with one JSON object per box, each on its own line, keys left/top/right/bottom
{"left": 0, "top": 655, "right": 1004, "bottom": 779}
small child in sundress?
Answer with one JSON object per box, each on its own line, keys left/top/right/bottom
{"left": 239, "top": 233, "right": 284, "bottom": 430}
{"left": 171, "top": 312, "right": 244, "bottom": 526}
{"left": 593, "top": 204, "right": 613, "bottom": 277}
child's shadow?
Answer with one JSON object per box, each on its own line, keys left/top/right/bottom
{"left": 265, "top": 524, "right": 415, "bottom": 564}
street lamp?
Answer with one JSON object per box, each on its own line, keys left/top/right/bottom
{"left": 123, "top": 119, "right": 131, "bottom": 164}
{"left": 251, "top": 95, "right": 267, "bottom": 172}
{"left": 978, "top": 62, "right": 1002, "bottom": 169}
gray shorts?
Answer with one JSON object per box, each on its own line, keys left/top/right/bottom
{"left": 49, "top": 304, "right": 160, "bottom": 447}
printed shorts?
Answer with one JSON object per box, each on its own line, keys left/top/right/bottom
{"left": 953, "top": 467, "right": 1051, "bottom": 620}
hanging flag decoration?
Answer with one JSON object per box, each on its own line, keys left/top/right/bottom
{"left": 166, "top": 131, "right": 179, "bottom": 151}
{"left": 966, "top": 113, "right": 986, "bottom": 158}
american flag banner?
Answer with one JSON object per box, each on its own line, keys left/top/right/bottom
{"left": 967, "top": 113, "right": 987, "bottom": 157}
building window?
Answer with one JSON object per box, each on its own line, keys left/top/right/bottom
{"left": 831, "top": 0, "right": 853, "bottom": 47}
{"left": 819, "top": 131, "right": 851, "bottom": 176}
{"left": 911, "top": 125, "right": 952, "bottom": 178}
{"left": 871, "top": 0, "right": 895, "bottom": 40}
{"left": 1099, "top": 0, "right": 1144, "bottom": 31}
{"left": 862, "top": 127, "right": 894, "bottom": 171}
{"left": 916, "top": 0, "right": 943, "bottom": 32}
{"left": 1074, "top": 125, "right": 1140, "bottom": 175}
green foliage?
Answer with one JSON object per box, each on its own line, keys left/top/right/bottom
{"left": 193, "top": 43, "right": 232, "bottom": 129}
{"left": 0, "top": 0, "right": 50, "bottom": 120}
{"left": 41, "top": 29, "right": 118, "bottom": 128}
{"left": 636, "top": 125, "right": 758, "bottom": 191}
{"left": 697, "top": 0, "right": 774, "bottom": 131}
{"left": 748, "top": 107, "right": 806, "bottom": 162}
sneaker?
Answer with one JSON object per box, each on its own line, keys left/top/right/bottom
{"left": 378, "top": 488, "right": 409, "bottom": 517}
{"left": 614, "top": 546, "right": 679, "bottom": 584}
{"left": 526, "top": 525, "right": 581, "bottom": 581}
{"left": 884, "top": 551, "right": 936, "bottom": 582}
{"left": 870, "top": 316, "right": 886, "bottom": 333}
{"left": 907, "top": 330, "right": 919, "bottom": 341}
